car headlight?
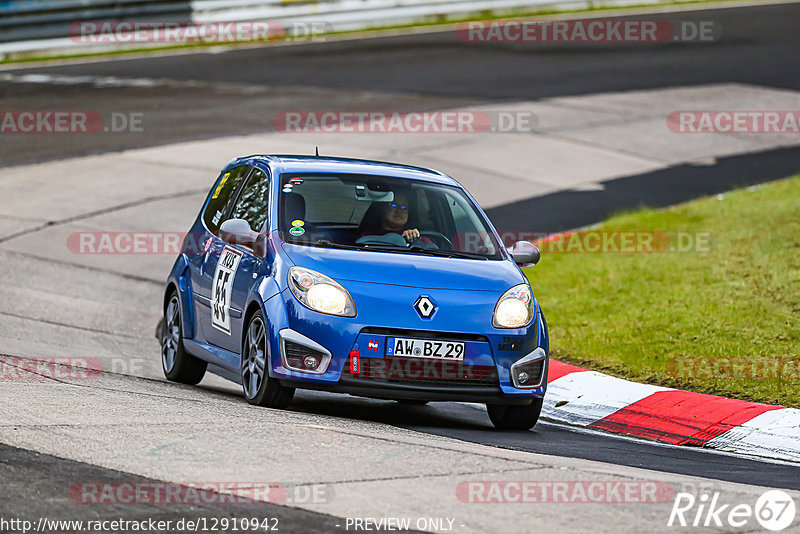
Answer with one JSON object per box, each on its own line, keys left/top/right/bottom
{"left": 289, "top": 267, "right": 356, "bottom": 317}
{"left": 493, "top": 283, "right": 534, "bottom": 328}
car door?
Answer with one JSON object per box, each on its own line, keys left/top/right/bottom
{"left": 188, "top": 165, "right": 251, "bottom": 344}
{"left": 205, "top": 166, "right": 271, "bottom": 354}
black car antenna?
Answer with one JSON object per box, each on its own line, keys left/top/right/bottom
{"left": 315, "top": 146, "right": 320, "bottom": 157}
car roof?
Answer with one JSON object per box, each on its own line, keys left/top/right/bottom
{"left": 228, "top": 154, "right": 460, "bottom": 187}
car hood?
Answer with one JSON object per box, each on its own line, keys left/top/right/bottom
{"left": 281, "top": 243, "right": 524, "bottom": 292}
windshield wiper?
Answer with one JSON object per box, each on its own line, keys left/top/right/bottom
{"left": 313, "top": 239, "right": 364, "bottom": 250}
{"left": 359, "top": 244, "right": 408, "bottom": 251}
{"left": 407, "top": 246, "right": 488, "bottom": 260}
{"left": 361, "top": 243, "right": 486, "bottom": 259}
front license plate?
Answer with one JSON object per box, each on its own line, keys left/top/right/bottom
{"left": 387, "top": 337, "right": 465, "bottom": 360}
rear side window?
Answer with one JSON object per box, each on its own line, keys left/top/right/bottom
{"left": 229, "top": 168, "right": 269, "bottom": 232}
{"left": 203, "top": 165, "right": 250, "bottom": 233}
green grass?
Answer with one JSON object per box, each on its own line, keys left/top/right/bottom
{"left": 525, "top": 176, "right": 800, "bottom": 407}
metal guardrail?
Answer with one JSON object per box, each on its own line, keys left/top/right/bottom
{"left": 191, "top": 0, "right": 565, "bottom": 29}
{"left": 0, "top": 0, "right": 193, "bottom": 42}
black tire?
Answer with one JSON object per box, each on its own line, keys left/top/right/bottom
{"left": 242, "top": 310, "right": 294, "bottom": 408}
{"left": 487, "top": 398, "right": 543, "bottom": 430}
{"left": 397, "top": 400, "right": 429, "bottom": 406}
{"left": 161, "top": 291, "right": 207, "bottom": 385}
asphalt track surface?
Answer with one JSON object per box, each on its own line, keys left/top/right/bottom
{"left": 1, "top": 443, "right": 357, "bottom": 532}
{"left": 289, "top": 391, "right": 800, "bottom": 491}
{"left": 485, "top": 144, "right": 800, "bottom": 231}
{"left": 2, "top": 2, "right": 800, "bottom": 527}
{"left": 2, "top": 2, "right": 800, "bottom": 167}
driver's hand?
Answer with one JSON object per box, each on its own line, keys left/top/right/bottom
{"left": 402, "top": 228, "right": 420, "bottom": 242}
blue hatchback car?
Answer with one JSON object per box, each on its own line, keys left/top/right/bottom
{"left": 159, "top": 155, "right": 548, "bottom": 429}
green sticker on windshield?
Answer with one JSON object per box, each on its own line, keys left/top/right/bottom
{"left": 289, "top": 227, "right": 305, "bottom": 236}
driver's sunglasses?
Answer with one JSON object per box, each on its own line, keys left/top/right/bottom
{"left": 388, "top": 203, "right": 408, "bottom": 211}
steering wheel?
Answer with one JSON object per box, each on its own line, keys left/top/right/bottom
{"left": 418, "top": 231, "right": 453, "bottom": 250}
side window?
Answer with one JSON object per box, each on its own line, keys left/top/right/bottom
{"left": 447, "top": 191, "right": 471, "bottom": 235}
{"left": 203, "top": 165, "right": 250, "bottom": 233}
{"left": 445, "top": 190, "right": 497, "bottom": 254}
{"left": 413, "top": 187, "right": 435, "bottom": 230}
{"left": 229, "top": 168, "right": 269, "bottom": 232}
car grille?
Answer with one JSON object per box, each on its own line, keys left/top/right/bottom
{"left": 360, "top": 327, "right": 490, "bottom": 343}
{"left": 343, "top": 356, "right": 499, "bottom": 388}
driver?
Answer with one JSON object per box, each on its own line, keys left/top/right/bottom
{"left": 356, "top": 192, "right": 433, "bottom": 246}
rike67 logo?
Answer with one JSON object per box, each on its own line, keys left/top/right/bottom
{"left": 668, "top": 489, "right": 796, "bottom": 531}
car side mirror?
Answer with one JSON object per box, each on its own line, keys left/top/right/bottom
{"left": 508, "top": 241, "right": 540, "bottom": 266}
{"left": 219, "top": 218, "right": 256, "bottom": 249}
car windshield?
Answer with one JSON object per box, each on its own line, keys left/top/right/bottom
{"left": 278, "top": 173, "right": 503, "bottom": 260}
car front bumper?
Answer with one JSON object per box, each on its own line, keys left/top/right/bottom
{"left": 263, "top": 285, "right": 549, "bottom": 403}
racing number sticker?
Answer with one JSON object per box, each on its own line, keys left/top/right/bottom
{"left": 211, "top": 246, "right": 243, "bottom": 334}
